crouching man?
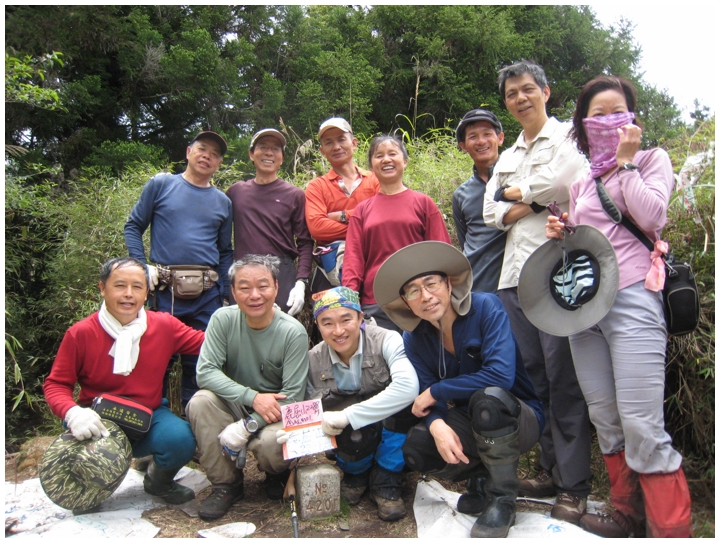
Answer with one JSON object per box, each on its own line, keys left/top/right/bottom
{"left": 294, "top": 287, "right": 419, "bottom": 521}
{"left": 186, "top": 255, "right": 309, "bottom": 521}
{"left": 374, "top": 242, "right": 544, "bottom": 538}
{"left": 43, "top": 257, "right": 204, "bottom": 506}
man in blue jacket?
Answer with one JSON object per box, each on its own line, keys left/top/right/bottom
{"left": 374, "top": 241, "right": 543, "bottom": 538}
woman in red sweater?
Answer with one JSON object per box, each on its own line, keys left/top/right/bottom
{"left": 342, "top": 135, "right": 451, "bottom": 331}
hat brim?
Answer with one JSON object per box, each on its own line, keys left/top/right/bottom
{"left": 250, "top": 129, "right": 287, "bottom": 149}
{"left": 375, "top": 241, "right": 472, "bottom": 332}
{"left": 192, "top": 131, "right": 227, "bottom": 155}
{"left": 518, "top": 225, "right": 619, "bottom": 337}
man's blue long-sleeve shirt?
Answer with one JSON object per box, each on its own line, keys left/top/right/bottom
{"left": 403, "top": 292, "right": 543, "bottom": 431}
{"left": 124, "top": 173, "right": 234, "bottom": 297}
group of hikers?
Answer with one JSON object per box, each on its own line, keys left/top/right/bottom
{"left": 40, "top": 60, "right": 692, "bottom": 538}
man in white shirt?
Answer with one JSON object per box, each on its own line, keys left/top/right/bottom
{"left": 301, "top": 286, "right": 419, "bottom": 521}
{"left": 482, "top": 60, "right": 592, "bottom": 525}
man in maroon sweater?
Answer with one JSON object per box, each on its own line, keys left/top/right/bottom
{"left": 43, "top": 257, "right": 205, "bottom": 505}
{"left": 226, "top": 129, "right": 313, "bottom": 316}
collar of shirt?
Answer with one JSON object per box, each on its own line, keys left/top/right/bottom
{"left": 328, "top": 330, "right": 365, "bottom": 391}
{"left": 517, "top": 116, "right": 559, "bottom": 148}
{"left": 328, "top": 167, "right": 368, "bottom": 197}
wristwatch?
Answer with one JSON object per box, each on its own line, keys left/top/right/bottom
{"left": 620, "top": 162, "right": 640, "bottom": 171}
{"left": 340, "top": 210, "right": 347, "bottom": 223}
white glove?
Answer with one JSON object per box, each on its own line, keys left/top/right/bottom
{"left": 322, "top": 410, "right": 350, "bottom": 436}
{"left": 147, "top": 265, "right": 159, "bottom": 292}
{"left": 286, "top": 280, "right": 306, "bottom": 316}
{"left": 276, "top": 429, "right": 290, "bottom": 445}
{"left": 65, "top": 406, "right": 109, "bottom": 441}
{"left": 218, "top": 419, "right": 252, "bottom": 452}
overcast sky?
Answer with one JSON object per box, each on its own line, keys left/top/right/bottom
{"left": 589, "top": 3, "right": 715, "bottom": 123}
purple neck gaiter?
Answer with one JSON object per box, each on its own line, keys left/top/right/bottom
{"left": 583, "top": 112, "right": 636, "bottom": 178}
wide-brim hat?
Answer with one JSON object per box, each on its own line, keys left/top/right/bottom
{"left": 250, "top": 128, "right": 287, "bottom": 150}
{"left": 518, "top": 225, "right": 619, "bottom": 337}
{"left": 39, "top": 420, "right": 132, "bottom": 512}
{"left": 375, "top": 242, "right": 472, "bottom": 332}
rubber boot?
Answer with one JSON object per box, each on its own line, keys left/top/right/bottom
{"left": 469, "top": 428, "right": 520, "bottom": 538}
{"left": 457, "top": 474, "right": 489, "bottom": 516}
{"left": 143, "top": 460, "right": 195, "bottom": 505}
{"left": 639, "top": 468, "right": 693, "bottom": 537}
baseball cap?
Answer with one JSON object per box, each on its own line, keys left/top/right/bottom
{"left": 456, "top": 109, "right": 503, "bottom": 142}
{"left": 249, "top": 128, "right": 287, "bottom": 150}
{"left": 191, "top": 131, "right": 228, "bottom": 155}
{"left": 318, "top": 117, "right": 352, "bottom": 140}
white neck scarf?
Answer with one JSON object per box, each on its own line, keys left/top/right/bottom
{"left": 98, "top": 302, "right": 148, "bottom": 376}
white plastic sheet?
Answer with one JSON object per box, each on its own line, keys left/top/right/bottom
{"left": 198, "top": 522, "right": 257, "bottom": 538}
{"left": 5, "top": 467, "right": 210, "bottom": 538}
{"left": 413, "top": 479, "right": 603, "bottom": 538}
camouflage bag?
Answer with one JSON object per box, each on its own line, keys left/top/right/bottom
{"left": 39, "top": 420, "right": 132, "bottom": 513}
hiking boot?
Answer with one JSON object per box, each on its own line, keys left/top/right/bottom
{"left": 369, "top": 465, "right": 407, "bottom": 521}
{"left": 341, "top": 469, "right": 370, "bottom": 506}
{"left": 518, "top": 468, "right": 556, "bottom": 498}
{"left": 264, "top": 469, "right": 291, "bottom": 500}
{"left": 143, "top": 461, "right": 195, "bottom": 505}
{"left": 199, "top": 483, "right": 244, "bottom": 521}
{"left": 580, "top": 511, "right": 635, "bottom": 538}
{"left": 551, "top": 492, "right": 587, "bottom": 525}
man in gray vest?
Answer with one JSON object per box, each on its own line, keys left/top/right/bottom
{"left": 281, "top": 286, "right": 418, "bottom": 521}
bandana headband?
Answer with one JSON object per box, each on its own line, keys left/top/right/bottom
{"left": 312, "top": 286, "right": 361, "bottom": 319}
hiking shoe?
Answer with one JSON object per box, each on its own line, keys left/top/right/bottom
{"left": 264, "top": 469, "right": 291, "bottom": 500}
{"left": 551, "top": 492, "right": 587, "bottom": 525}
{"left": 198, "top": 484, "right": 244, "bottom": 521}
{"left": 341, "top": 470, "right": 370, "bottom": 506}
{"left": 369, "top": 466, "right": 406, "bottom": 522}
{"left": 518, "top": 468, "right": 556, "bottom": 498}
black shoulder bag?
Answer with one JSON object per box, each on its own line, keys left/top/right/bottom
{"left": 594, "top": 177, "right": 699, "bottom": 336}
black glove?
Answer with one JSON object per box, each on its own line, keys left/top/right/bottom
{"left": 530, "top": 202, "right": 546, "bottom": 213}
{"left": 494, "top": 186, "right": 513, "bottom": 202}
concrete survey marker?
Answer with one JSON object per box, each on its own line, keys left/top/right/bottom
{"left": 296, "top": 464, "right": 341, "bottom": 520}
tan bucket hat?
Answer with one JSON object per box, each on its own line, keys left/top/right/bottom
{"left": 374, "top": 242, "right": 472, "bottom": 332}
{"left": 518, "top": 225, "right": 619, "bottom": 337}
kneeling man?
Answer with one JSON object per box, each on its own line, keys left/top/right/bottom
{"left": 304, "top": 287, "right": 418, "bottom": 521}
{"left": 374, "top": 242, "right": 543, "bottom": 538}
{"left": 43, "top": 257, "right": 204, "bottom": 506}
{"left": 186, "top": 254, "right": 309, "bottom": 521}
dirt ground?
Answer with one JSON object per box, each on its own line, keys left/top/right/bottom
{"left": 5, "top": 436, "right": 715, "bottom": 538}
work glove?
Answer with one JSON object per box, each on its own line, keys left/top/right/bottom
{"left": 218, "top": 419, "right": 253, "bottom": 457}
{"left": 322, "top": 410, "right": 350, "bottom": 436}
{"left": 276, "top": 429, "right": 290, "bottom": 445}
{"left": 286, "top": 280, "right": 306, "bottom": 316}
{"left": 64, "top": 406, "right": 109, "bottom": 441}
{"left": 147, "top": 265, "right": 159, "bottom": 292}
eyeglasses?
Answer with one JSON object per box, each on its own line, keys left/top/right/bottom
{"left": 402, "top": 276, "right": 447, "bottom": 301}
{"left": 256, "top": 144, "right": 283, "bottom": 153}
{"left": 547, "top": 201, "right": 576, "bottom": 235}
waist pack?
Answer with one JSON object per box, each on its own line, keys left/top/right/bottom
{"left": 157, "top": 265, "right": 219, "bottom": 300}
{"left": 313, "top": 241, "right": 345, "bottom": 287}
{"left": 91, "top": 394, "right": 153, "bottom": 441}
{"left": 662, "top": 255, "right": 700, "bottom": 336}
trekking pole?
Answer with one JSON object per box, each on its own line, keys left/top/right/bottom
{"left": 283, "top": 466, "right": 300, "bottom": 538}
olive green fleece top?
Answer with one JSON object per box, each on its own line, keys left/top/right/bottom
{"left": 196, "top": 305, "right": 310, "bottom": 429}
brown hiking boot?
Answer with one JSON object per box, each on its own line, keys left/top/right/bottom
{"left": 198, "top": 483, "right": 244, "bottom": 521}
{"left": 369, "top": 466, "right": 407, "bottom": 521}
{"left": 580, "top": 510, "right": 637, "bottom": 538}
{"left": 518, "top": 468, "right": 556, "bottom": 498}
{"left": 341, "top": 470, "right": 370, "bottom": 506}
{"left": 551, "top": 492, "right": 587, "bottom": 525}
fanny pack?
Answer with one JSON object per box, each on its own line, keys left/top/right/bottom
{"left": 91, "top": 394, "right": 153, "bottom": 441}
{"left": 313, "top": 241, "right": 345, "bottom": 287}
{"left": 157, "top": 265, "right": 219, "bottom": 300}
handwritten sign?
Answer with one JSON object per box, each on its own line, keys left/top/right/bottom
{"left": 281, "top": 399, "right": 336, "bottom": 460}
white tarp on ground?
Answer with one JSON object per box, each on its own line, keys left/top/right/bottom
{"left": 413, "top": 479, "right": 603, "bottom": 538}
{"left": 5, "top": 467, "right": 211, "bottom": 538}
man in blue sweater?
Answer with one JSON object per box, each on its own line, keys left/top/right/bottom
{"left": 124, "top": 131, "right": 233, "bottom": 410}
{"left": 374, "top": 241, "right": 543, "bottom": 538}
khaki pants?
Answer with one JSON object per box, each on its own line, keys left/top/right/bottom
{"left": 186, "top": 389, "right": 290, "bottom": 486}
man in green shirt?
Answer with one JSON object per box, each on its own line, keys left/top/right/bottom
{"left": 186, "top": 254, "right": 310, "bottom": 521}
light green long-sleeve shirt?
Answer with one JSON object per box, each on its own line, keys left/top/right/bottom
{"left": 196, "top": 305, "right": 310, "bottom": 429}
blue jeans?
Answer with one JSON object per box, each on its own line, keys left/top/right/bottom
{"left": 337, "top": 428, "right": 406, "bottom": 475}
{"left": 132, "top": 399, "right": 196, "bottom": 470}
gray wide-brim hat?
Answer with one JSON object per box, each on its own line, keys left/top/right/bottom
{"left": 374, "top": 242, "right": 473, "bottom": 332}
{"left": 518, "top": 224, "right": 619, "bottom": 337}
